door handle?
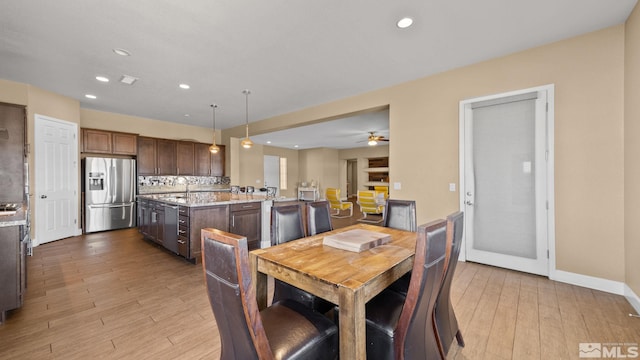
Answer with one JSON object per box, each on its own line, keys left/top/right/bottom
{"left": 466, "top": 200, "right": 473, "bottom": 206}
{"left": 40, "top": 195, "right": 47, "bottom": 199}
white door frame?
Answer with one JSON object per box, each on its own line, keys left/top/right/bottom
{"left": 34, "top": 114, "right": 80, "bottom": 245}
{"left": 458, "top": 84, "right": 556, "bottom": 277}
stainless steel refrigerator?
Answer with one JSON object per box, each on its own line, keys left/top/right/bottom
{"left": 84, "top": 157, "right": 136, "bottom": 233}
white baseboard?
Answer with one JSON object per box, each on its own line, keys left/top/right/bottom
{"left": 551, "top": 270, "right": 625, "bottom": 295}
{"left": 625, "top": 284, "right": 640, "bottom": 315}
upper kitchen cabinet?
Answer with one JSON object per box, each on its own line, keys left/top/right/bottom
{"left": 137, "top": 136, "right": 177, "bottom": 175}
{"left": 210, "top": 144, "right": 225, "bottom": 176}
{"left": 194, "top": 142, "right": 225, "bottom": 176}
{"left": 82, "top": 128, "right": 137, "bottom": 155}
{"left": 176, "top": 141, "right": 195, "bottom": 175}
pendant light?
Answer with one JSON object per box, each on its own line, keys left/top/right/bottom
{"left": 240, "top": 89, "right": 254, "bottom": 149}
{"left": 209, "top": 104, "right": 220, "bottom": 154}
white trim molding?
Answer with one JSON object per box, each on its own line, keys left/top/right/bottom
{"left": 625, "top": 284, "right": 640, "bottom": 315}
{"left": 552, "top": 270, "right": 625, "bottom": 295}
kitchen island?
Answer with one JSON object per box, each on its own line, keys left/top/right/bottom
{"left": 137, "top": 192, "right": 276, "bottom": 263}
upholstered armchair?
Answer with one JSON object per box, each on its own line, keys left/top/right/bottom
{"left": 325, "top": 188, "right": 353, "bottom": 218}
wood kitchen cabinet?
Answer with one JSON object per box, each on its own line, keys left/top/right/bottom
{"left": 149, "top": 201, "right": 165, "bottom": 245}
{"left": 137, "top": 199, "right": 151, "bottom": 237}
{"left": 139, "top": 199, "right": 261, "bottom": 262}
{"left": 137, "top": 137, "right": 157, "bottom": 175}
{"left": 82, "top": 128, "right": 137, "bottom": 155}
{"left": 194, "top": 142, "right": 226, "bottom": 176}
{"left": 138, "top": 138, "right": 224, "bottom": 177}
{"left": 156, "top": 139, "right": 177, "bottom": 175}
{"left": 176, "top": 141, "right": 195, "bottom": 175}
{"left": 184, "top": 205, "right": 229, "bottom": 262}
{"left": 137, "top": 136, "right": 177, "bottom": 175}
{"left": 230, "top": 202, "right": 261, "bottom": 250}
{"left": 211, "top": 144, "right": 225, "bottom": 176}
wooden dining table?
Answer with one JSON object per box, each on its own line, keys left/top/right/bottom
{"left": 250, "top": 223, "right": 417, "bottom": 360}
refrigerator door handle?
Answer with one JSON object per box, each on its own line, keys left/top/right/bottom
{"left": 88, "top": 204, "right": 133, "bottom": 209}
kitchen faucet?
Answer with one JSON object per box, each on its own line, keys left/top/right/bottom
{"left": 175, "top": 176, "right": 190, "bottom": 195}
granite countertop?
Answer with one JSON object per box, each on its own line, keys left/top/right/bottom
{"left": 137, "top": 192, "right": 272, "bottom": 207}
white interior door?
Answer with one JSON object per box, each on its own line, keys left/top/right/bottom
{"left": 460, "top": 86, "right": 554, "bottom": 276}
{"left": 264, "top": 155, "right": 280, "bottom": 196}
{"left": 34, "top": 114, "right": 79, "bottom": 245}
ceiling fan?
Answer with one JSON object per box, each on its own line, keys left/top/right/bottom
{"left": 366, "top": 131, "right": 389, "bottom": 146}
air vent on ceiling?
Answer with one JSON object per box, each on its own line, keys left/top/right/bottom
{"left": 119, "top": 75, "right": 138, "bottom": 85}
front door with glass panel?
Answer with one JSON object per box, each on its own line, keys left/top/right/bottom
{"left": 460, "top": 86, "right": 553, "bottom": 276}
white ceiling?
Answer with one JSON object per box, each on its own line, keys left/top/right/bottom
{"left": 0, "top": 0, "right": 636, "bottom": 148}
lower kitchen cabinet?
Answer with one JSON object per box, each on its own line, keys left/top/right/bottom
{"left": 0, "top": 225, "right": 26, "bottom": 323}
{"left": 185, "top": 205, "right": 229, "bottom": 262}
{"left": 138, "top": 198, "right": 263, "bottom": 263}
{"left": 163, "top": 204, "right": 179, "bottom": 254}
{"left": 230, "top": 202, "right": 262, "bottom": 250}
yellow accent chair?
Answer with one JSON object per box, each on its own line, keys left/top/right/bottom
{"left": 357, "top": 190, "right": 385, "bottom": 223}
{"left": 374, "top": 186, "right": 389, "bottom": 200}
{"left": 325, "top": 188, "right": 353, "bottom": 218}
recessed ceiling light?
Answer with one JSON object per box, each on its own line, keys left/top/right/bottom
{"left": 397, "top": 17, "right": 413, "bottom": 29}
{"left": 119, "top": 75, "right": 138, "bottom": 85}
{"left": 266, "top": 141, "right": 272, "bottom": 144}
{"left": 184, "top": 114, "right": 190, "bottom": 117}
{"left": 294, "top": 145, "right": 299, "bottom": 148}
{"left": 113, "top": 48, "right": 131, "bottom": 56}
{"left": 85, "top": 94, "right": 97, "bottom": 99}
{"left": 179, "top": 84, "right": 190, "bottom": 89}
{"left": 96, "top": 76, "right": 109, "bottom": 82}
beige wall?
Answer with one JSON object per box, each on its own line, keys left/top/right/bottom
{"left": 80, "top": 108, "right": 216, "bottom": 143}
{"left": 625, "top": 5, "right": 640, "bottom": 297}
{"left": 223, "top": 25, "right": 627, "bottom": 282}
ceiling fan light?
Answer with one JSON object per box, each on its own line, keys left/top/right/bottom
{"left": 368, "top": 139, "right": 377, "bottom": 146}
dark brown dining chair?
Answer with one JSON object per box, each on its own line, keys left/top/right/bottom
{"left": 383, "top": 199, "right": 417, "bottom": 295}
{"left": 365, "top": 219, "right": 448, "bottom": 360}
{"left": 306, "top": 200, "right": 333, "bottom": 236}
{"left": 201, "top": 228, "right": 338, "bottom": 360}
{"left": 271, "top": 204, "right": 334, "bottom": 314}
{"left": 382, "top": 199, "right": 417, "bottom": 232}
{"left": 434, "top": 211, "right": 465, "bottom": 357}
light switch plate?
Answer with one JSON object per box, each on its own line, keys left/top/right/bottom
{"left": 449, "top": 183, "right": 456, "bottom": 192}
{"left": 393, "top": 182, "right": 401, "bottom": 190}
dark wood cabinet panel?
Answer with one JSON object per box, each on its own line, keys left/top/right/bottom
{"left": 137, "top": 136, "right": 157, "bottom": 175}
{"left": 139, "top": 200, "right": 261, "bottom": 262}
{"left": 188, "top": 205, "right": 229, "bottom": 262}
{"left": 82, "top": 128, "right": 137, "bottom": 155}
{"left": 194, "top": 143, "right": 212, "bottom": 176}
{"left": 137, "top": 138, "right": 224, "bottom": 177}
{"left": 211, "top": 144, "right": 225, "bottom": 176}
{"left": 156, "top": 139, "right": 177, "bottom": 175}
{"left": 176, "top": 141, "right": 195, "bottom": 175}
{"left": 230, "top": 202, "right": 261, "bottom": 250}
{"left": 112, "top": 132, "right": 137, "bottom": 155}
{"left": 82, "top": 129, "right": 112, "bottom": 154}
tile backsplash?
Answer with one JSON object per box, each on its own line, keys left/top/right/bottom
{"left": 138, "top": 175, "right": 230, "bottom": 194}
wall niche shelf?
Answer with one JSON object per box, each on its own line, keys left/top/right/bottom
{"left": 365, "top": 157, "right": 389, "bottom": 189}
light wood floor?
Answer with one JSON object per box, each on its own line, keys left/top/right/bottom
{"left": 1, "top": 228, "right": 639, "bottom": 359}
